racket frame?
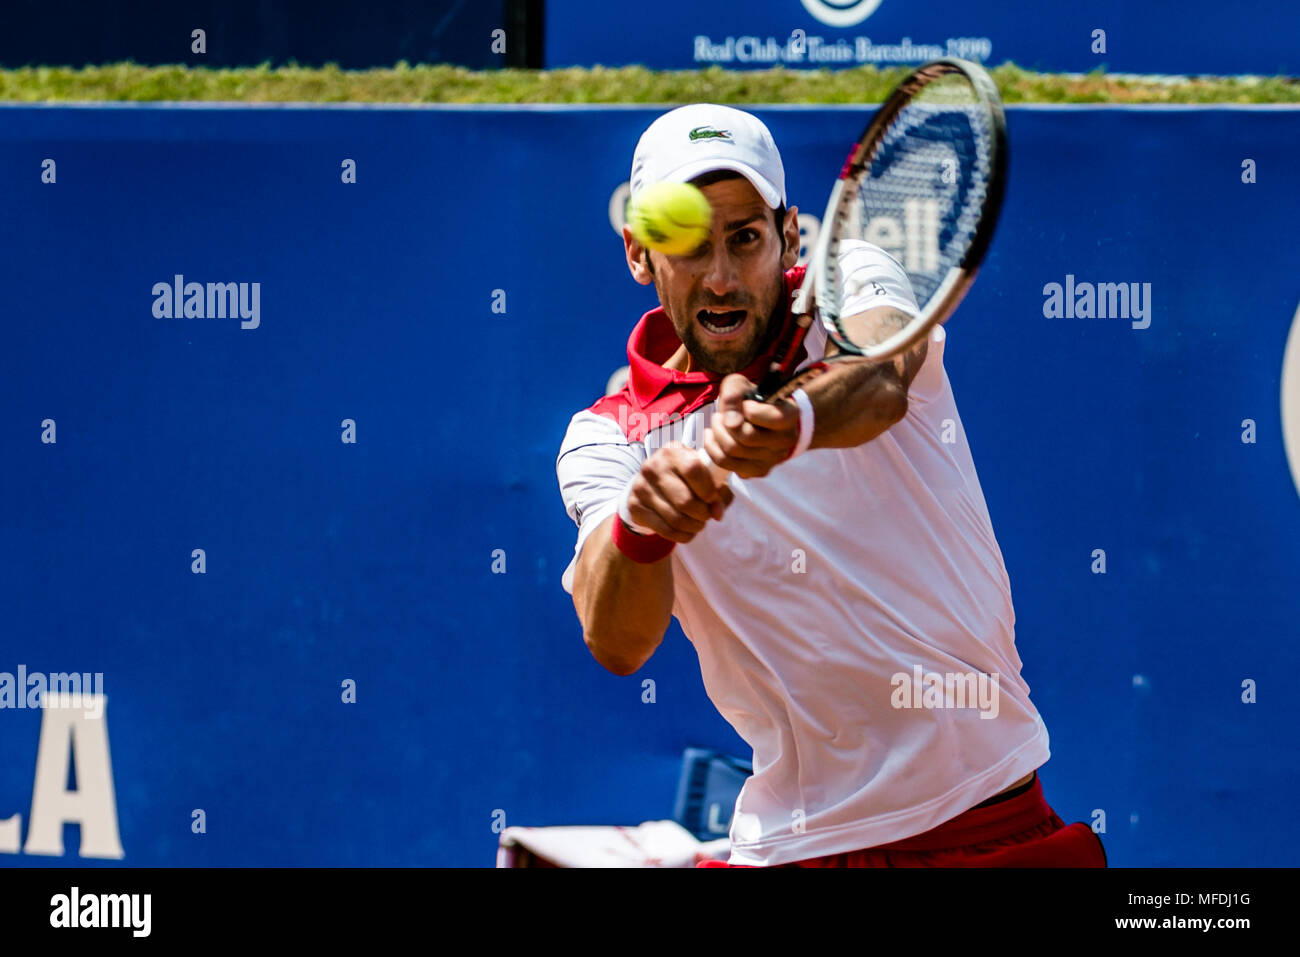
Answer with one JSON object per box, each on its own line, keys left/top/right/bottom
{"left": 817, "top": 56, "right": 1007, "bottom": 363}
{"left": 700, "top": 57, "right": 1007, "bottom": 480}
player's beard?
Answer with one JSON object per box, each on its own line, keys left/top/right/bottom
{"left": 663, "top": 270, "right": 786, "bottom": 377}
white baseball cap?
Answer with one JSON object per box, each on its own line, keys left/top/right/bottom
{"left": 630, "top": 104, "right": 786, "bottom": 209}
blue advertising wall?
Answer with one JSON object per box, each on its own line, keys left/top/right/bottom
{"left": 0, "top": 0, "right": 512, "bottom": 69}
{"left": 1, "top": 103, "right": 1298, "bottom": 867}
{"left": 548, "top": 0, "right": 1299, "bottom": 74}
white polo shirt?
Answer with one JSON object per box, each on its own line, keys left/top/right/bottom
{"left": 556, "top": 244, "right": 1050, "bottom": 867}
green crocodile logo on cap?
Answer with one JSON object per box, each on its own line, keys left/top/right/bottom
{"left": 688, "top": 126, "right": 732, "bottom": 142}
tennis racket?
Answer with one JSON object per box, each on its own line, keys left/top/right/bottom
{"left": 699, "top": 57, "right": 1007, "bottom": 478}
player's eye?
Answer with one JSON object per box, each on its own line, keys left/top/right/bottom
{"left": 732, "top": 228, "right": 760, "bottom": 246}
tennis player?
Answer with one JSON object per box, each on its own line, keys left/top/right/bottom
{"left": 556, "top": 104, "right": 1105, "bottom": 867}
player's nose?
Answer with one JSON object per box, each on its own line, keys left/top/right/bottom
{"left": 699, "top": 242, "right": 740, "bottom": 296}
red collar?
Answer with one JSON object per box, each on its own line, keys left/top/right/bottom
{"left": 622, "top": 265, "right": 808, "bottom": 417}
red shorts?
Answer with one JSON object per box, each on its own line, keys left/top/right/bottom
{"left": 696, "top": 773, "right": 1107, "bottom": 868}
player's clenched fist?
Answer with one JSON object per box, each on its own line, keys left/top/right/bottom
{"left": 702, "top": 373, "right": 801, "bottom": 479}
{"left": 624, "top": 441, "right": 736, "bottom": 544}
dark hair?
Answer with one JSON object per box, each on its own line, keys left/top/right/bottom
{"left": 642, "top": 169, "right": 787, "bottom": 274}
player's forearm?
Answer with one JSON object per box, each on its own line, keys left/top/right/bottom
{"left": 573, "top": 515, "right": 675, "bottom": 676}
{"left": 778, "top": 361, "right": 909, "bottom": 451}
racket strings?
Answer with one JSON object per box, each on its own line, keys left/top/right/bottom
{"left": 823, "top": 72, "right": 996, "bottom": 350}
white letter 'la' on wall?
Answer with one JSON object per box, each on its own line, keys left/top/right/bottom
{"left": 22, "top": 694, "right": 125, "bottom": 858}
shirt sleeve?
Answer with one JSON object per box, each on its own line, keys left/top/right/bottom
{"left": 836, "top": 239, "right": 919, "bottom": 317}
{"left": 556, "top": 410, "right": 647, "bottom": 595}
{"left": 795, "top": 239, "right": 944, "bottom": 405}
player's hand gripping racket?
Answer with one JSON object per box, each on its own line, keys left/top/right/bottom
{"left": 699, "top": 57, "right": 1007, "bottom": 481}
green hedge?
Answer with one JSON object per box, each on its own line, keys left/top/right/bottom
{"left": 1, "top": 61, "right": 1296, "bottom": 104}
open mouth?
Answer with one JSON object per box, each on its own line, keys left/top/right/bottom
{"left": 698, "top": 308, "right": 747, "bottom": 336}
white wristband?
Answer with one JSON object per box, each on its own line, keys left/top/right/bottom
{"left": 617, "top": 475, "right": 655, "bottom": 535}
{"left": 787, "top": 387, "right": 815, "bottom": 460}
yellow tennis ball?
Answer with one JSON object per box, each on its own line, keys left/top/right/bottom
{"left": 628, "top": 181, "right": 713, "bottom": 256}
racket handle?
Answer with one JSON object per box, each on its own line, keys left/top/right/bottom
{"left": 748, "top": 379, "right": 775, "bottom": 403}
{"left": 697, "top": 384, "right": 770, "bottom": 482}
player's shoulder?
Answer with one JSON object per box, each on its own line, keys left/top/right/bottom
{"left": 561, "top": 373, "right": 706, "bottom": 456}
{"left": 837, "top": 238, "right": 910, "bottom": 278}
{"left": 783, "top": 248, "right": 907, "bottom": 298}
{"left": 559, "top": 405, "right": 627, "bottom": 454}
{"left": 556, "top": 388, "right": 640, "bottom": 464}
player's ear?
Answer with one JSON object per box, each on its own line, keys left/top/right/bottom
{"left": 781, "top": 205, "right": 800, "bottom": 271}
{"left": 624, "top": 226, "right": 654, "bottom": 285}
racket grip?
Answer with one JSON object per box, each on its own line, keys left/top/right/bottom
{"left": 697, "top": 385, "right": 767, "bottom": 482}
